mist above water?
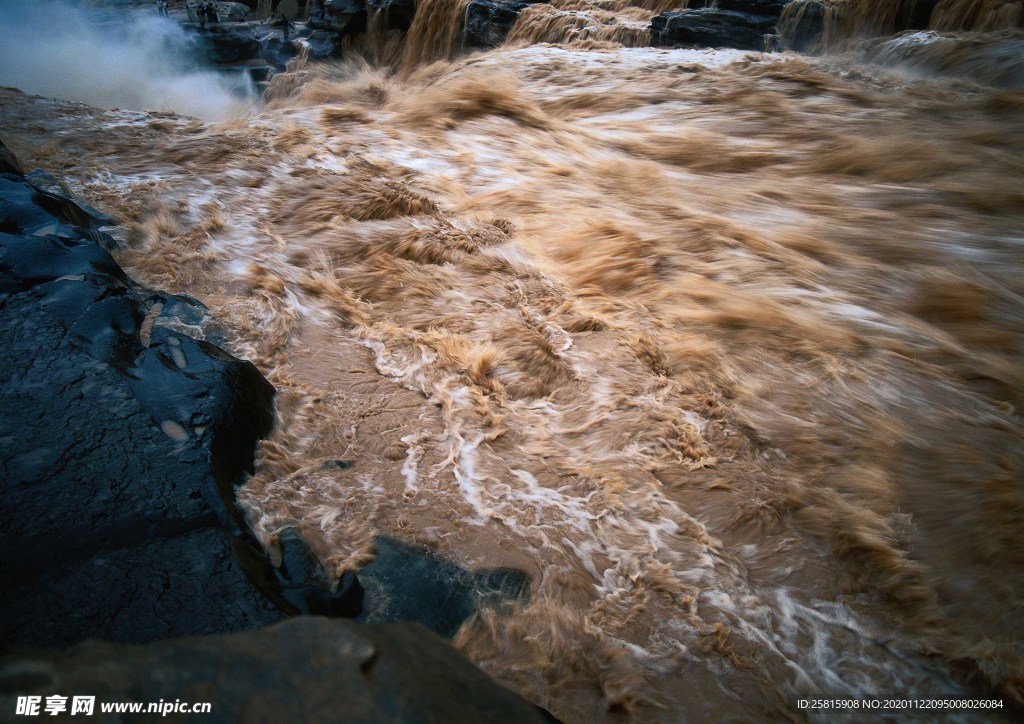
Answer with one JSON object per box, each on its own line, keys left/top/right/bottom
{"left": 0, "top": 0, "right": 255, "bottom": 120}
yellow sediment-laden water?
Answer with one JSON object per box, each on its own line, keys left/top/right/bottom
{"left": 1, "top": 0, "right": 1022, "bottom": 718}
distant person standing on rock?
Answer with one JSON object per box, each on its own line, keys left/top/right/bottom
{"left": 197, "top": 2, "right": 207, "bottom": 30}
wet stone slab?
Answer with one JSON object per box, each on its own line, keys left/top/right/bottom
{"left": 0, "top": 617, "right": 558, "bottom": 723}
{"left": 0, "top": 153, "right": 284, "bottom": 648}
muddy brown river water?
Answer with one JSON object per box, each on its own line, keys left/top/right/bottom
{"left": 1, "top": 0, "right": 1022, "bottom": 719}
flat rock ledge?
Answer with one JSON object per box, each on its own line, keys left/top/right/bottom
{"left": 0, "top": 617, "right": 556, "bottom": 723}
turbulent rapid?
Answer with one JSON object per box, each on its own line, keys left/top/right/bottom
{"left": 2, "top": 0, "right": 1023, "bottom": 720}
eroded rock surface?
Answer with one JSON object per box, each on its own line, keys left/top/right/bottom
{"left": 651, "top": 0, "right": 788, "bottom": 50}
{"left": 0, "top": 618, "right": 557, "bottom": 723}
{"left": 356, "top": 536, "right": 530, "bottom": 638}
{"left": 0, "top": 146, "right": 283, "bottom": 648}
{"left": 466, "top": 0, "right": 546, "bottom": 48}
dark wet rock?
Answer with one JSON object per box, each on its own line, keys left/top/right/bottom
{"left": 322, "top": 458, "right": 355, "bottom": 470}
{"left": 271, "top": 0, "right": 306, "bottom": 20}
{"left": 308, "top": 0, "right": 332, "bottom": 28}
{"left": 238, "top": 527, "right": 531, "bottom": 638}
{"left": 0, "top": 178, "right": 82, "bottom": 242}
{"left": 776, "top": 0, "right": 824, "bottom": 51}
{"left": 368, "top": 0, "right": 414, "bottom": 14}
{"left": 218, "top": 61, "right": 276, "bottom": 87}
{"left": 236, "top": 528, "right": 365, "bottom": 617}
{"left": 326, "top": 0, "right": 366, "bottom": 18}
{"left": 307, "top": 28, "right": 344, "bottom": 59}
{"left": 3, "top": 530, "right": 284, "bottom": 650}
{"left": 0, "top": 164, "right": 283, "bottom": 648}
{"left": 465, "top": 0, "right": 544, "bottom": 48}
{"left": 186, "top": 1, "right": 253, "bottom": 23}
{"left": 356, "top": 537, "right": 530, "bottom": 638}
{"left": 651, "top": 0, "right": 793, "bottom": 51}
{"left": 0, "top": 617, "right": 557, "bottom": 723}
{"left": 189, "top": 26, "right": 262, "bottom": 64}
{"left": 904, "top": 0, "right": 941, "bottom": 29}
{"left": 23, "top": 169, "right": 114, "bottom": 231}
{"left": 368, "top": 0, "right": 415, "bottom": 32}
{"left": 777, "top": 0, "right": 941, "bottom": 52}
{"left": 688, "top": 0, "right": 790, "bottom": 13}
{"left": 258, "top": 33, "right": 301, "bottom": 68}
{"left": 0, "top": 174, "right": 116, "bottom": 250}
{"left": 0, "top": 139, "right": 22, "bottom": 175}
{"left": 322, "top": 0, "right": 368, "bottom": 34}
{"left": 651, "top": 8, "right": 778, "bottom": 50}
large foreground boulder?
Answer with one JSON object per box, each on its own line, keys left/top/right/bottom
{"left": 0, "top": 149, "right": 287, "bottom": 648}
{"left": 0, "top": 617, "right": 557, "bottom": 723}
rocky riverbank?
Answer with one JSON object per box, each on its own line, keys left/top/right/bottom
{"left": 0, "top": 136, "right": 545, "bottom": 720}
